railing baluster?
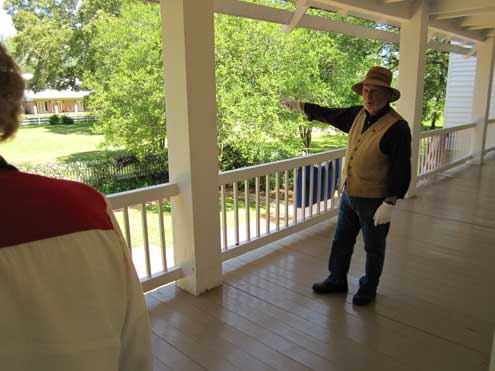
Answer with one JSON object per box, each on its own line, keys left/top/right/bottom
{"left": 316, "top": 163, "right": 322, "bottom": 215}
{"left": 452, "top": 132, "right": 457, "bottom": 161}
{"left": 324, "top": 160, "right": 329, "bottom": 212}
{"left": 434, "top": 135, "right": 440, "bottom": 171}
{"left": 233, "top": 181, "right": 239, "bottom": 245}
{"left": 293, "top": 168, "right": 298, "bottom": 225}
{"left": 284, "top": 170, "right": 289, "bottom": 228}
{"left": 266, "top": 174, "right": 271, "bottom": 234}
{"left": 158, "top": 199, "right": 168, "bottom": 272}
{"left": 425, "top": 138, "right": 430, "bottom": 171}
{"left": 331, "top": 159, "right": 336, "bottom": 209}
{"left": 418, "top": 138, "right": 424, "bottom": 175}
{"left": 275, "top": 172, "right": 280, "bottom": 231}
{"left": 337, "top": 157, "right": 343, "bottom": 206}
{"left": 245, "top": 179, "right": 250, "bottom": 242}
{"left": 256, "top": 176, "right": 260, "bottom": 238}
{"left": 464, "top": 130, "right": 468, "bottom": 156}
{"left": 123, "top": 206, "right": 132, "bottom": 255}
{"left": 309, "top": 164, "right": 314, "bottom": 218}
{"left": 301, "top": 165, "right": 306, "bottom": 221}
{"left": 141, "top": 203, "right": 151, "bottom": 278}
{"left": 221, "top": 184, "right": 228, "bottom": 250}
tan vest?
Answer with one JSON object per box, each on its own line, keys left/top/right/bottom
{"left": 344, "top": 108, "right": 403, "bottom": 198}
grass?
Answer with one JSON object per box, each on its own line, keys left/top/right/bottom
{"left": 111, "top": 196, "right": 274, "bottom": 251}
{"left": 309, "top": 130, "right": 348, "bottom": 153}
{"left": 113, "top": 203, "right": 174, "bottom": 250}
{"left": 0, "top": 122, "right": 126, "bottom": 164}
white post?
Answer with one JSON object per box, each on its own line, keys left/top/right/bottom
{"left": 397, "top": 1, "right": 428, "bottom": 198}
{"left": 160, "top": 0, "right": 222, "bottom": 295}
{"left": 490, "top": 329, "right": 495, "bottom": 371}
{"left": 470, "top": 36, "right": 495, "bottom": 164}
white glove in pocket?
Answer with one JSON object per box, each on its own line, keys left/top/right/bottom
{"left": 373, "top": 202, "right": 394, "bottom": 226}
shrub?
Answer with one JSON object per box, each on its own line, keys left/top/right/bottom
{"left": 61, "top": 115, "right": 75, "bottom": 125}
{"left": 49, "top": 114, "right": 60, "bottom": 125}
{"left": 15, "top": 152, "right": 169, "bottom": 195}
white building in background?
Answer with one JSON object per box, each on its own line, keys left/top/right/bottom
{"left": 24, "top": 89, "right": 90, "bottom": 115}
{"left": 444, "top": 51, "right": 495, "bottom": 128}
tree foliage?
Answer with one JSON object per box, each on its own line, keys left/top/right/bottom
{"left": 3, "top": 0, "right": 122, "bottom": 90}
{"left": 6, "top": 0, "right": 451, "bottom": 169}
{"left": 83, "top": 2, "right": 165, "bottom": 159}
{"left": 423, "top": 49, "right": 449, "bottom": 128}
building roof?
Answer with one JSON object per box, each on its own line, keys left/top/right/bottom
{"left": 24, "top": 89, "right": 90, "bottom": 101}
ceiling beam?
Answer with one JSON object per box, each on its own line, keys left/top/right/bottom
{"left": 428, "top": 40, "right": 473, "bottom": 55}
{"left": 214, "top": 0, "right": 473, "bottom": 55}
{"left": 429, "top": 18, "right": 486, "bottom": 42}
{"left": 466, "top": 26, "right": 495, "bottom": 31}
{"left": 281, "top": 0, "right": 312, "bottom": 33}
{"left": 309, "top": 0, "right": 413, "bottom": 22}
{"left": 460, "top": 14, "right": 495, "bottom": 27}
{"left": 434, "top": 8, "right": 494, "bottom": 20}
{"left": 430, "top": 0, "right": 495, "bottom": 15}
{"left": 214, "top": 0, "right": 399, "bottom": 41}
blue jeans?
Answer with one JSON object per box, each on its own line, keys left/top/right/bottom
{"left": 328, "top": 190, "right": 390, "bottom": 293}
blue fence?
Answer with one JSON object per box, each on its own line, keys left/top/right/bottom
{"left": 296, "top": 159, "right": 341, "bottom": 208}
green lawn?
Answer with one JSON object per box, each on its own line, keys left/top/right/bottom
{"left": 1, "top": 122, "right": 126, "bottom": 164}
{"left": 113, "top": 203, "right": 174, "bottom": 250}
{"left": 309, "top": 131, "right": 348, "bottom": 153}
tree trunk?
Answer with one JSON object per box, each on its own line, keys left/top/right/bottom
{"left": 430, "top": 112, "right": 438, "bottom": 130}
{"left": 299, "top": 126, "right": 312, "bottom": 149}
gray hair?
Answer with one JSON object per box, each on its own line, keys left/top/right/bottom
{"left": 0, "top": 43, "right": 25, "bottom": 142}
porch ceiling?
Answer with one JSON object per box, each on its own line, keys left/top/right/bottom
{"left": 292, "top": 0, "right": 495, "bottom": 43}
{"left": 151, "top": 1, "right": 494, "bottom": 45}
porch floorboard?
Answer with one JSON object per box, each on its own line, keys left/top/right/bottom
{"left": 147, "top": 156, "right": 495, "bottom": 371}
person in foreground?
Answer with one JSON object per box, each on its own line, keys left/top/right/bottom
{"left": 282, "top": 66, "right": 411, "bottom": 306}
{"left": 0, "top": 43, "right": 153, "bottom": 371}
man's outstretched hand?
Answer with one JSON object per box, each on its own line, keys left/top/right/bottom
{"left": 280, "top": 98, "right": 303, "bottom": 113}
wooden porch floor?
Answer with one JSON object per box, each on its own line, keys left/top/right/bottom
{"left": 146, "top": 156, "right": 495, "bottom": 371}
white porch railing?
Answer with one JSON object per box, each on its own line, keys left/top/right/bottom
{"left": 417, "top": 123, "right": 476, "bottom": 181}
{"left": 105, "top": 121, "right": 493, "bottom": 293}
{"left": 107, "top": 183, "right": 183, "bottom": 292}
{"left": 485, "top": 119, "right": 495, "bottom": 154}
{"left": 218, "top": 148, "right": 346, "bottom": 262}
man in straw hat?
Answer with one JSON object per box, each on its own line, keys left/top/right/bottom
{"left": 281, "top": 66, "right": 411, "bottom": 306}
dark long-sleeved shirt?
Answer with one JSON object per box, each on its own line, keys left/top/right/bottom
{"left": 304, "top": 103, "right": 411, "bottom": 198}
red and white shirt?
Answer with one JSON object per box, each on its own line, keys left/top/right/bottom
{"left": 0, "top": 163, "right": 152, "bottom": 371}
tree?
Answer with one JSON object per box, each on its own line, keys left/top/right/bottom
{"left": 84, "top": 2, "right": 165, "bottom": 159}
{"left": 380, "top": 41, "right": 450, "bottom": 129}
{"left": 215, "top": 14, "right": 304, "bottom": 169}
{"left": 423, "top": 49, "right": 449, "bottom": 129}
{"left": 3, "top": 0, "right": 123, "bottom": 91}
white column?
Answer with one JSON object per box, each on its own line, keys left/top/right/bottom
{"left": 160, "top": 0, "right": 222, "bottom": 295}
{"left": 397, "top": 1, "right": 429, "bottom": 198}
{"left": 490, "top": 329, "right": 495, "bottom": 371}
{"left": 470, "top": 36, "right": 495, "bottom": 164}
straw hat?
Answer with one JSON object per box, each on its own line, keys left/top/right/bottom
{"left": 352, "top": 66, "right": 400, "bottom": 102}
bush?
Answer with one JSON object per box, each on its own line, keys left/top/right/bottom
{"left": 49, "top": 114, "right": 60, "bottom": 125}
{"left": 61, "top": 115, "right": 75, "bottom": 125}
{"left": 15, "top": 152, "right": 169, "bottom": 195}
